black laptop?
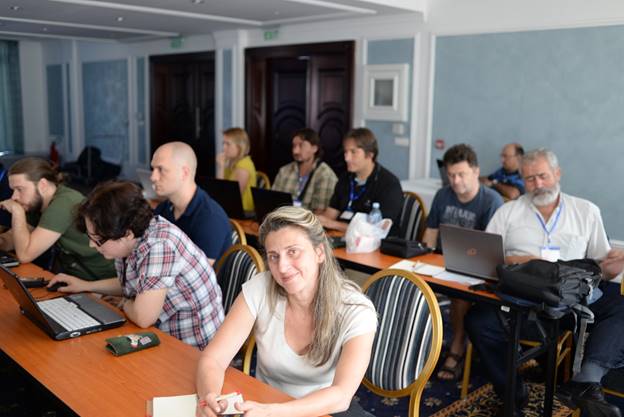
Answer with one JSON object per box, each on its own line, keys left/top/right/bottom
{"left": 439, "top": 224, "right": 505, "bottom": 281}
{"left": 0, "top": 265, "right": 125, "bottom": 340}
{"left": 251, "top": 187, "right": 293, "bottom": 222}
{"left": 198, "top": 177, "right": 253, "bottom": 220}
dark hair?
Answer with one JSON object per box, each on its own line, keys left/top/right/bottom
{"left": 292, "top": 128, "right": 323, "bottom": 159}
{"left": 514, "top": 143, "right": 525, "bottom": 156}
{"left": 344, "top": 127, "right": 378, "bottom": 161}
{"left": 8, "top": 157, "right": 63, "bottom": 185}
{"left": 443, "top": 143, "right": 479, "bottom": 168}
{"left": 76, "top": 181, "right": 153, "bottom": 241}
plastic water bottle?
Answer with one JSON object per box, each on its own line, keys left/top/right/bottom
{"left": 368, "top": 202, "right": 383, "bottom": 224}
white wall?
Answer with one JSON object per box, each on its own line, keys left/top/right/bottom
{"left": 19, "top": 40, "right": 47, "bottom": 153}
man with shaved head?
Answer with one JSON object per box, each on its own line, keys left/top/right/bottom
{"left": 151, "top": 142, "right": 232, "bottom": 264}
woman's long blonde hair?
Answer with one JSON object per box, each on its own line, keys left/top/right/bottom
{"left": 258, "top": 206, "right": 362, "bottom": 367}
{"left": 223, "top": 127, "right": 250, "bottom": 170}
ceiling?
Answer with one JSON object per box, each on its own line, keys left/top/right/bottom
{"left": 0, "top": 0, "right": 424, "bottom": 42}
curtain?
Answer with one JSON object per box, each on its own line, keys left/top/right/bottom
{"left": 0, "top": 40, "right": 24, "bottom": 152}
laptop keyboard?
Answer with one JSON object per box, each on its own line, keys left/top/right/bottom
{"left": 38, "top": 298, "right": 100, "bottom": 331}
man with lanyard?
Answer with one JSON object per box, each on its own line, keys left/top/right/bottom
{"left": 317, "top": 127, "right": 402, "bottom": 234}
{"left": 480, "top": 142, "right": 526, "bottom": 200}
{"left": 465, "top": 148, "right": 624, "bottom": 417}
{"left": 151, "top": 141, "right": 232, "bottom": 265}
{"left": 272, "top": 128, "right": 338, "bottom": 212}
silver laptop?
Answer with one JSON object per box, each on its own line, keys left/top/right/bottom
{"left": 136, "top": 168, "right": 157, "bottom": 200}
{"left": 0, "top": 265, "right": 125, "bottom": 340}
{"left": 439, "top": 224, "right": 505, "bottom": 281}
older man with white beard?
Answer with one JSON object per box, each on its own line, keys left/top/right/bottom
{"left": 464, "top": 148, "right": 624, "bottom": 417}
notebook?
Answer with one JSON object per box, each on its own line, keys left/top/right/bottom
{"left": 0, "top": 265, "right": 125, "bottom": 340}
{"left": 136, "top": 168, "right": 157, "bottom": 200}
{"left": 0, "top": 250, "right": 19, "bottom": 267}
{"left": 197, "top": 177, "right": 253, "bottom": 220}
{"left": 439, "top": 224, "right": 505, "bottom": 281}
{"left": 251, "top": 187, "right": 293, "bottom": 222}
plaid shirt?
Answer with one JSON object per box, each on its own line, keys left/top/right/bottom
{"left": 116, "top": 216, "right": 224, "bottom": 349}
{"left": 272, "top": 159, "right": 338, "bottom": 211}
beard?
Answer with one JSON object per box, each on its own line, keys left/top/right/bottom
{"left": 26, "top": 191, "right": 44, "bottom": 213}
{"left": 530, "top": 182, "right": 560, "bottom": 207}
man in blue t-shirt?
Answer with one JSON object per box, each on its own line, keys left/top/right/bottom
{"left": 151, "top": 142, "right": 232, "bottom": 264}
{"left": 423, "top": 143, "right": 503, "bottom": 382}
{"left": 480, "top": 143, "right": 525, "bottom": 200}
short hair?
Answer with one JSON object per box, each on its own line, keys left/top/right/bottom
{"left": 443, "top": 143, "right": 479, "bottom": 168}
{"left": 292, "top": 128, "right": 323, "bottom": 159}
{"left": 522, "top": 148, "right": 559, "bottom": 170}
{"left": 8, "top": 157, "right": 63, "bottom": 185}
{"left": 344, "top": 127, "right": 378, "bottom": 161}
{"left": 76, "top": 181, "right": 153, "bottom": 241}
{"left": 513, "top": 143, "right": 525, "bottom": 156}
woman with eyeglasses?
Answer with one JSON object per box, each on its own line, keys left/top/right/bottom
{"left": 46, "top": 181, "right": 225, "bottom": 350}
{"left": 196, "top": 206, "right": 377, "bottom": 417}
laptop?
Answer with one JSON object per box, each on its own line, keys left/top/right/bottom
{"left": 436, "top": 159, "right": 450, "bottom": 186}
{"left": 136, "top": 168, "right": 157, "bottom": 200}
{"left": 0, "top": 265, "right": 125, "bottom": 340}
{"left": 439, "top": 224, "right": 505, "bottom": 281}
{"left": 251, "top": 187, "right": 293, "bottom": 222}
{"left": 198, "top": 177, "right": 253, "bottom": 220}
{"left": 0, "top": 250, "right": 19, "bottom": 267}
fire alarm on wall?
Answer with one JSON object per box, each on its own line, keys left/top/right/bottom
{"left": 434, "top": 138, "right": 445, "bottom": 150}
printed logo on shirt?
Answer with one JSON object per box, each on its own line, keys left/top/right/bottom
{"left": 441, "top": 206, "right": 477, "bottom": 229}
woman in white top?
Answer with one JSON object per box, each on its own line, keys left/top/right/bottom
{"left": 196, "top": 206, "right": 377, "bottom": 417}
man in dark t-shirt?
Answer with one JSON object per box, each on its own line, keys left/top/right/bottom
{"left": 424, "top": 144, "right": 503, "bottom": 382}
{"left": 318, "top": 128, "right": 403, "bottom": 235}
{"left": 151, "top": 142, "right": 232, "bottom": 264}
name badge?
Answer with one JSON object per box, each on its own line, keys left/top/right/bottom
{"left": 540, "top": 246, "right": 561, "bottom": 262}
{"left": 339, "top": 211, "right": 354, "bottom": 221}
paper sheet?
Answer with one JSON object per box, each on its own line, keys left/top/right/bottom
{"left": 433, "top": 270, "right": 484, "bottom": 286}
{"left": 390, "top": 260, "right": 445, "bottom": 276}
{"left": 153, "top": 394, "right": 196, "bottom": 417}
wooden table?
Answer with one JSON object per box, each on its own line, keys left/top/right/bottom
{"left": 0, "top": 263, "right": 291, "bottom": 417}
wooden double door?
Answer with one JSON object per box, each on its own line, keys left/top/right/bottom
{"left": 246, "top": 41, "right": 354, "bottom": 179}
{"left": 150, "top": 52, "right": 215, "bottom": 177}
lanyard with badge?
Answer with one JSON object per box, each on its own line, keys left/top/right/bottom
{"left": 339, "top": 177, "right": 366, "bottom": 221}
{"left": 536, "top": 201, "right": 564, "bottom": 262}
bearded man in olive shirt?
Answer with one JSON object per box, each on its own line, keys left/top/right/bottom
{"left": 0, "top": 158, "right": 114, "bottom": 280}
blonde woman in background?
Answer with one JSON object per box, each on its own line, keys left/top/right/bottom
{"left": 196, "top": 206, "right": 377, "bottom": 417}
{"left": 216, "top": 127, "right": 257, "bottom": 212}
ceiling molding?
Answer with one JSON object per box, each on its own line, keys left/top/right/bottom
{"left": 48, "top": 0, "right": 263, "bottom": 26}
{"left": 0, "top": 15, "right": 178, "bottom": 37}
{"left": 0, "top": 29, "right": 114, "bottom": 42}
{"left": 280, "top": 0, "right": 376, "bottom": 14}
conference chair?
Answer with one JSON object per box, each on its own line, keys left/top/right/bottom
{"left": 460, "top": 332, "right": 574, "bottom": 399}
{"left": 399, "top": 191, "right": 428, "bottom": 242}
{"left": 361, "top": 268, "right": 443, "bottom": 417}
{"left": 229, "top": 219, "right": 247, "bottom": 246}
{"left": 256, "top": 171, "right": 271, "bottom": 189}
{"left": 214, "top": 244, "right": 264, "bottom": 314}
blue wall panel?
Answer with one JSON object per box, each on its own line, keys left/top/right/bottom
{"left": 46, "top": 65, "right": 64, "bottom": 140}
{"left": 433, "top": 25, "right": 624, "bottom": 239}
{"left": 222, "top": 49, "right": 232, "bottom": 129}
{"left": 136, "top": 57, "right": 147, "bottom": 165}
{"left": 366, "top": 38, "right": 413, "bottom": 180}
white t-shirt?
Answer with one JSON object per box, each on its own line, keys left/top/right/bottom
{"left": 486, "top": 193, "right": 611, "bottom": 260}
{"left": 242, "top": 272, "right": 377, "bottom": 398}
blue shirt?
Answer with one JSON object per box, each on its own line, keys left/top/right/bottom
{"left": 427, "top": 185, "right": 504, "bottom": 248}
{"left": 154, "top": 187, "right": 232, "bottom": 261}
{"left": 488, "top": 167, "right": 525, "bottom": 194}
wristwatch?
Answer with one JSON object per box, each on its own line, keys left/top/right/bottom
{"left": 491, "top": 179, "right": 498, "bottom": 185}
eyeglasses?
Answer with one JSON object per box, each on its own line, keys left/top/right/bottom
{"left": 87, "top": 232, "right": 108, "bottom": 247}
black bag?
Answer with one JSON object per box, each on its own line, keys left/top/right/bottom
{"left": 380, "top": 237, "right": 431, "bottom": 258}
{"left": 496, "top": 258, "right": 601, "bottom": 310}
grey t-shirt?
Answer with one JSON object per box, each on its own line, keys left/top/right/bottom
{"left": 427, "top": 185, "right": 504, "bottom": 247}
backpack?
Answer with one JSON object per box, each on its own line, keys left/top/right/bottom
{"left": 495, "top": 258, "right": 601, "bottom": 374}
